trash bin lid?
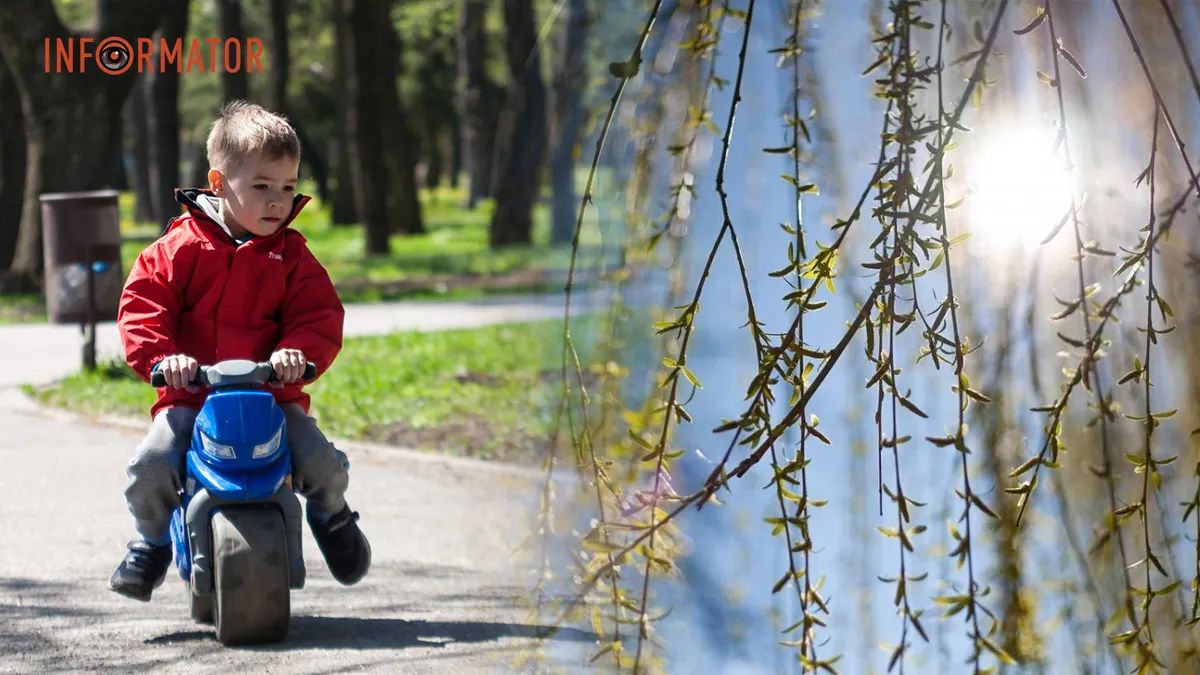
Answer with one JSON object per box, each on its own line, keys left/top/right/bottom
{"left": 38, "top": 190, "right": 120, "bottom": 202}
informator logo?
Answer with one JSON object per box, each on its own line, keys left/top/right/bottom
{"left": 43, "top": 36, "right": 265, "bottom": 75}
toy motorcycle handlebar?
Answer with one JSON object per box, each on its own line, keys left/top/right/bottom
{"left": 151, "top": 360, "right": 317, "bottom": 388}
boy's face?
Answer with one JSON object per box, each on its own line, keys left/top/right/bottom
{"left": 207, "top": 153, "right": 300, "bottom": 238}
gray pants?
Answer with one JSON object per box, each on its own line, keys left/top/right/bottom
{"left": 124, "top": 403, "right": 350, "bottom": 542}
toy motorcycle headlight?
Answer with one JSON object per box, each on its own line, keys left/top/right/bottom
{"left": 252, "top": 426, "right": 283, "bottom": 459}
{"left": 200, "top": 431, "right": 236, "bottom": 459}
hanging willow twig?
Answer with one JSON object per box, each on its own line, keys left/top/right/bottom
{"left": 544, "top": 1, "right": 667, "bottom": 668}
{"left": 530, "top": 1, "right": 1200, "bottom": 671}
{"left": 1112, "top": 104, "right": 1175, "bottom": 674}
{"left": 763, "top": 0, "right": 836, "bottom": 670}
{"left": 1005, "top": 11, "right": 1200, "bottom": 670}
{"left": 923, "top": 0, "right": 1008, "bottom": 670}
{"left": 1016, "top": 1, "right": 1144, "bottom": 662}
{"left": 866, "top": 3, "right": 930, "bottom": 671}
{"left": 554, "top": 5, "right": 1015, "bottom": 633}
{"left": 628, "top": 0, "right": 774, "bottom": 671}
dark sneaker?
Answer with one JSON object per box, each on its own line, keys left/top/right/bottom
{"left": 109, "top": 541, "right": 173, "bottom": 602}
{"left": 308, "top": 504, "right": 371, "bottom": 585}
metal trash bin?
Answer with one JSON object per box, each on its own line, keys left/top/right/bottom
{"left": 39, "top": 190, "right": 123, "bottom": 324}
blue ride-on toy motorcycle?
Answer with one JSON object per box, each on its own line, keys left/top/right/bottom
{"left": 152, "top": 359, "right": 315, "bottom": 645}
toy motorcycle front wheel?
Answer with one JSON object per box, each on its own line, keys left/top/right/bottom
{"left": 211, "top": 508, "right": 291, "bottom": 645}
{"left": 189, "top": 587, "right": 213, "bottom": 623}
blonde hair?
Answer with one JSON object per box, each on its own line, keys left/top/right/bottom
{"left": 205, "top": 100, "right": 301, "bottom": 172}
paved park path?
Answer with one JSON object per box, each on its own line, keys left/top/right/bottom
{"left": 0, "top": 293, "right": 599, "bottom": 673}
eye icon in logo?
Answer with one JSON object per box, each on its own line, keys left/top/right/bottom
{"left": 96, "top": 37, "right": 132, "bottom": 75}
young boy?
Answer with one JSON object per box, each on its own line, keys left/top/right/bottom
{"left": 109, "top": 101, "right": 370, "bottom": 601}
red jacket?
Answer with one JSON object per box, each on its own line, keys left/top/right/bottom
{"left": 118, "top": 188, "right": 344, "bottom": 418}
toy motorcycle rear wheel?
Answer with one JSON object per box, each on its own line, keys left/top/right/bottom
{"left": 211, "top": 508, "right": 291, "bottom": 645}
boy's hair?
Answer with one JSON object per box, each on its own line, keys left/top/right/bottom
{"left": 205, "top": 100, "right": 301, "bottom": 172}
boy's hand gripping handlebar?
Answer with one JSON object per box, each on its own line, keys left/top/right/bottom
{"left": 151, "top": 360, "right": 317, "bottom": 388}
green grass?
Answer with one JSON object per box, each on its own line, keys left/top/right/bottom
{"left": 23, "top": 318, "right": 599, "bottom": 464}
{"left": 0, "top": 293, "right": 47, "bottom": 324}
{"left": 21, "top": 359, "right": 157, "bottom": 417}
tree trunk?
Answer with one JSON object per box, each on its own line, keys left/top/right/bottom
{"left": 337, "top": 0, "right": 424, "bottom": 245}
{"left": 368, "top": 0, "right": 424, "bottom": 235}
{"left": 0, "top": 58, "right": 25, "bottom": 274}
{"left": 146, "top": 0, "right": 188, "bottom": 230}
{"left": 331, "top": 3, "right": 357, "bottom": 226}
{"left": 424, "top": 122, "right": 444, "bottom": 190}
{"left": 331, "top": 118, "right": 357, "bottom": 224}
{"left": 217, "top": 0, "right": 249, "bottom": 102}
{"left": 108, "top": 131, "right": 129, "bottom": 191}
{"left": 456, "top": 0, "right": 498, "bottom": 208}
{"left": 439, "top": 125, "right": 456, "bottom": 190}
{"left": 295, "top": 126, "right": 331, "bottom": 204}
{"left": 267, "top": 0, "right": 289, "bottom": 112}
{"left": 416, "top": 21, "right": 457, "bottom": 193}
{"left": 126, "top": 75, "right": 154, "bottom": 224}
{"left": 264, "top": 0, "right": 329, "bottom": 204}
{"left": 489, "top": 0, "right": 547, "bottom": 248}
{"left": 449, "top": 111, "right": 461, "bottom": 189}
{"left": 187, "top": 134, "right": 209, "bottom": 189}
{"left": 0, "top": 1, "right": 163, "bottom": 289}
{"left": 549, "top": 0, "right": 589, "bottom": 246}
{"left": 337, "top": 0, "right": 390, "bottom": 254}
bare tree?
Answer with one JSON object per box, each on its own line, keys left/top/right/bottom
{"left": 489, "top": 0, "right": 547, "bottom": 247}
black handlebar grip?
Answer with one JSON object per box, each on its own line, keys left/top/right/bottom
{"left": 261, "top": 361, "right": 317, "bottom": 382}
{"left": 150, "top": 365, "right": 209, "bottom": 388}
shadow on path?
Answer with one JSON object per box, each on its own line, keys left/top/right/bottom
{"left": 146, "top": 615, "right": 594, "bottom": 650}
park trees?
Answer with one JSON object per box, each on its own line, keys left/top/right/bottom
{"left": 0, "top": 0, "right": 162, "bottom": 290}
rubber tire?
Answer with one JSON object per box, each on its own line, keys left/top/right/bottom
{"left": 211, "top": 509, "right": 291, "bottom": 645}
{"left": 189, "top": 587, "right": 213, "bottom": 623}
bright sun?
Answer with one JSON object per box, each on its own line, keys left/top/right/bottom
{"left": 965, "top": 125, "right": 1074, "bottom": 251}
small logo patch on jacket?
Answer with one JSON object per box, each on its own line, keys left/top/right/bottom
{"left": 269, "top": 252, "right": 283, "bottom": 261}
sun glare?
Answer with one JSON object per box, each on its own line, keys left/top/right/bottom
{"left": 964, "top": 125, "right": 1074, "bottom": 252}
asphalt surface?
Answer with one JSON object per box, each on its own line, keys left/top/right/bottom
{"left": 0, "top": 293, "right": 599, "bottom": 673}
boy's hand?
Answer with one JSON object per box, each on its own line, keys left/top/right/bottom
{"left": 159, "top": 354, "right": 200, "bottom": 392}
{"left": 269, "top": 348, "right": 307, "bottom": 388}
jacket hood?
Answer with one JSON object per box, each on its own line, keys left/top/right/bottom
{"left": 172, "top": 188, "right": 312, "bottom": 243}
